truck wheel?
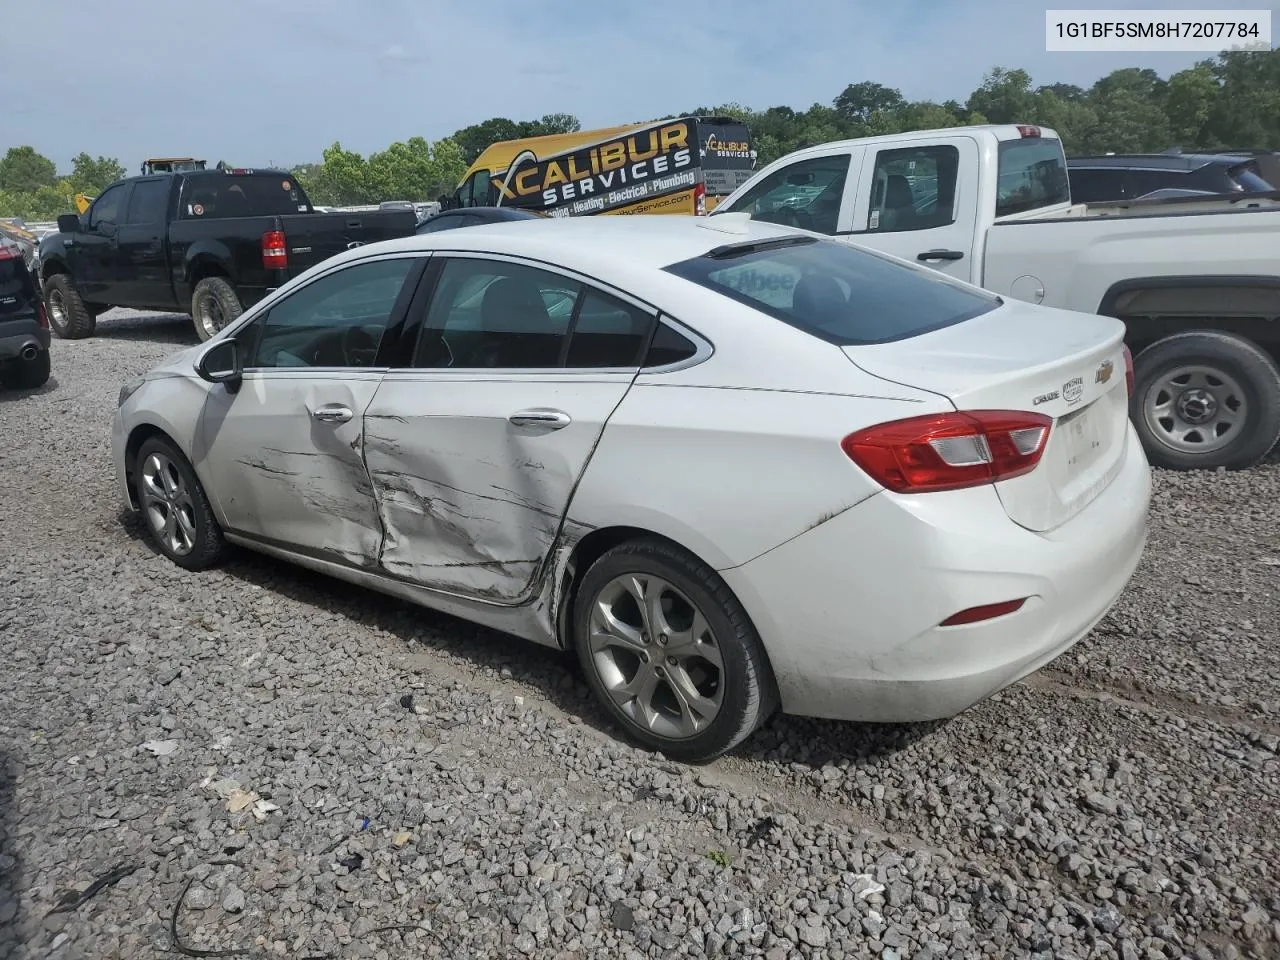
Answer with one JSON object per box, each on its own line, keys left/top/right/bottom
{"left": 6, "top": 350, "right": 51, "bottom": 390}
{"left": 191, "top": 277, "right": 243, "bottom": 342}
{"left": 43, "top": 275, "right": 96, "bottom": 340}
{"left": 1130, "top": 330, "right": 1280, "bottom": 471}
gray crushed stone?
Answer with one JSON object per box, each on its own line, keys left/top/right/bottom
{"left": 1, "top": 309, "right": 1277, "bottom": 959}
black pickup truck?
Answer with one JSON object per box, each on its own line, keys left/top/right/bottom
{"left": 37, "top": 167, "right": 418, "bottom": 341}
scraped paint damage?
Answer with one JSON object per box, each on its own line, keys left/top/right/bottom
{"left": 363, "top": 427, "right": 563, "bottom": 603}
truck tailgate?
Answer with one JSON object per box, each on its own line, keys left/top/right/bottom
{"left": 278, "top": 211, "right": 418, "bottom": 268}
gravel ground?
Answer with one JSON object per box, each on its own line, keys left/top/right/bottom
{"left": 2, "top": 309, "right": 1278, "bottom": 960}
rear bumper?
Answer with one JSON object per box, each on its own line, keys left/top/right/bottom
{"left": 722, "top": 424, "right": 1152, "bottom": 723}
{"left": 0, "top": 320, "right": 51, "bottom": 360}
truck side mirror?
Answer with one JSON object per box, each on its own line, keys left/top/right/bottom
{"left": 57, "top": 214, "right": 81, "bottom": 234}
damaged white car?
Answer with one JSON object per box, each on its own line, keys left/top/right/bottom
{"left": 113, "top": 214, "right": 1151, "bottom": 762}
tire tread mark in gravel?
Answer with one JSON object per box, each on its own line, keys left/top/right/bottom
{"left": 1028, "top": 671, "right": 1280, "bottom": 739}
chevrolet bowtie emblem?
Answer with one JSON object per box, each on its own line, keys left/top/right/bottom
{"left": 1095, "top": 359, "right": 1114, "bottom": 384}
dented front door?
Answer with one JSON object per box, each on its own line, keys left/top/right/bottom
{"left": 197, "top": 370, "right": 385, "bottom": 568}
{"left": 362, "top": 372, "right": 633, "bottom": 602}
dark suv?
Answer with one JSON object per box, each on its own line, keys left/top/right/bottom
{"left": 0, "top": 240, "right": 52, "bottom": 390}
{"left": 1067, "top": 153, "right": 1275, "bottom": 203}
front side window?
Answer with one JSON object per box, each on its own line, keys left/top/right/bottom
{"left": 250, "top": 257, "right": 416, "bottom": 369}
{"left": 867, "top": 145, "right": 959, "bottom": 233}
{"left": 90, "top": 184, "right": 127, "bottom": 228}
{"left": 996, "top": 137, "right": 1070, "bottom": 217}
{"left": 719, "top": 154, "right": 850, "bottom": 235}
{"left": 665, "top": 236, "right": 999, "bottom": 346}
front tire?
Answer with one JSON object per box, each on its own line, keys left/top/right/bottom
{"left": 1131, "top": 331, "right": 1280, "bottom": 471}
{"left": 572, "top": 539, "right": 777, "bottom": 763}
{"left": 191, "top": 276, "right": 243, "bottom": 342}
{"left": 43, "top": 274, "right": 96, "bottom": 340}
{"left": 134, "top": 436, "right": 229, "bottom": 571}
{"left": 5, "top": 350, "right": 51, "bottom": 389}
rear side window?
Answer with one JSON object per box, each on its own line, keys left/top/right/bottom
{"left": 645, "top": 322, "right": 698, "bottom": 367}
{"left": 565, "top": 290, "right": 653, "bottom": 367}
{"left": 1067, "top": 168, "right": 1127, "bottom": 203}
{"left": 996, "top": 137, "right": 1070, "bottom": 217}
{"left": 179, "top": 175, "right": 310, "bottom": 219}
{"left": 125, "top": 179, "right": 169, "bottom": 224}
{"left": 867, "top": 145, "right": 958, "bottom": 233}
{"left": 1230, "top": 164, "right": 1273, "bottom": 192}
{"left": 665, "top": 237, "right": 999, "bottom": 346}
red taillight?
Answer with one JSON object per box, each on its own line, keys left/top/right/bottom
{"left": 940, "top": 598, "right": 1027, "bottom": 626}
{"left": 261, "top": 230, "right": 287, "bottom": 269}
{"left": 0, "top": 244, "right": 21, "bottom": 261}
{"left": 841, "top": 410, "right": 1052, "bottom": 494}
{"left": 1016, "top": 124, "right": 1042, "bottom": 139}
{"left": 693, "top": 182, "right": 707, "bottom": 217}
{"left": 1122, "top": 344, "right": 1134, "bottom": 397}
{"left": 36, "top": 299, "right": 49, "bottom": 329}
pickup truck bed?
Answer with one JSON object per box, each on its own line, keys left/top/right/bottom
{"left": 713, "top": 122, "right": 1280, "bottom": 471}
{"left": 38, "top": 168, "right": 418, "bottom": 342}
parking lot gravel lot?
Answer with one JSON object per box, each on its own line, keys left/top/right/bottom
{"left": 2, "top": 309, "right": 1278, "bottom": 960}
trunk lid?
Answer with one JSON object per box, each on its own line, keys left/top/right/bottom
{"left": 842, "top": 299, "right": 1131, "bottom": 532}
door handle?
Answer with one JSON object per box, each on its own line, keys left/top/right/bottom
{"left": 918, "top": 249, "right": 964, "bottom": 261}
{"left": 311, "top": 404, "right": 353, "bottom": 424}
{"left": 509, "top": 408, "right": 571, "bottom": 430}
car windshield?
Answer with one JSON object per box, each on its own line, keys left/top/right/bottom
{"left": 665, "top": 236, "right": 1000, "bottom": 346}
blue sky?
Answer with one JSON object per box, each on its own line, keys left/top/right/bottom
{"left": 2, "top": 0, "right": 1267, "bottom": 171}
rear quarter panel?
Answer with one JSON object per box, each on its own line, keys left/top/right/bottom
{"left": 982, "top": 208, "right": 1280, "bottom": 314}
{"left": 566, "top": 322, "right": 954, "bottom": 570}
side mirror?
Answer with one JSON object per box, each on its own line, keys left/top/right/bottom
{"left": 196, "top": 338, "right": 242, "bottom": 390}
{"left": 57, "top": 214, "right": 81, "bottom": 234}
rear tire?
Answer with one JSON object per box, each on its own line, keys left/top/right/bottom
{"left": 6, "top": 350, "right": 51, "bottom": 389}
{"left": 43, "top": 274, "right": 96, "bottom": 340}
{"left": 191, "top": 276, "right": 243, "bottom": 342}
{"left": 1130, "top": 331, "right": 1280, "bottom": 471}
{"left": 572, "top": 538, "right": 778, "bottom": 763}
{"left": 133, "top": 435, "right": 229, "bottom": 571}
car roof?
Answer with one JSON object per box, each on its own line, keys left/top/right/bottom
{"left": 1067, "top": 153, "right": 1245, "bottom": 171}
{"left": 339, "top": 214, "right": 808, "bottom": 276}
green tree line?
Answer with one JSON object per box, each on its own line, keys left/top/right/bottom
{"left": 3, "top": 50, "right": 1276, "bottom": 221}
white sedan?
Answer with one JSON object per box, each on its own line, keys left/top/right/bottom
{"left": 112, "top": 214, "right": 1151, "bottom": 762}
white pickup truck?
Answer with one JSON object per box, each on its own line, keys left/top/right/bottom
{"left": 712, "top": 124, "right": 1280, "bottom": 471}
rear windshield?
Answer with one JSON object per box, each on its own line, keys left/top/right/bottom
{"left": 178, "top": 174, "right": 311, "bottom": 219}
{"left": 996, "top": 137, "right": 1070, "bottom": 217}
{"left": 0, "top": 252, "right": 37, "bottom": 315}
{"left": 664, "top": 236, "right": 999, "bottom": 346}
